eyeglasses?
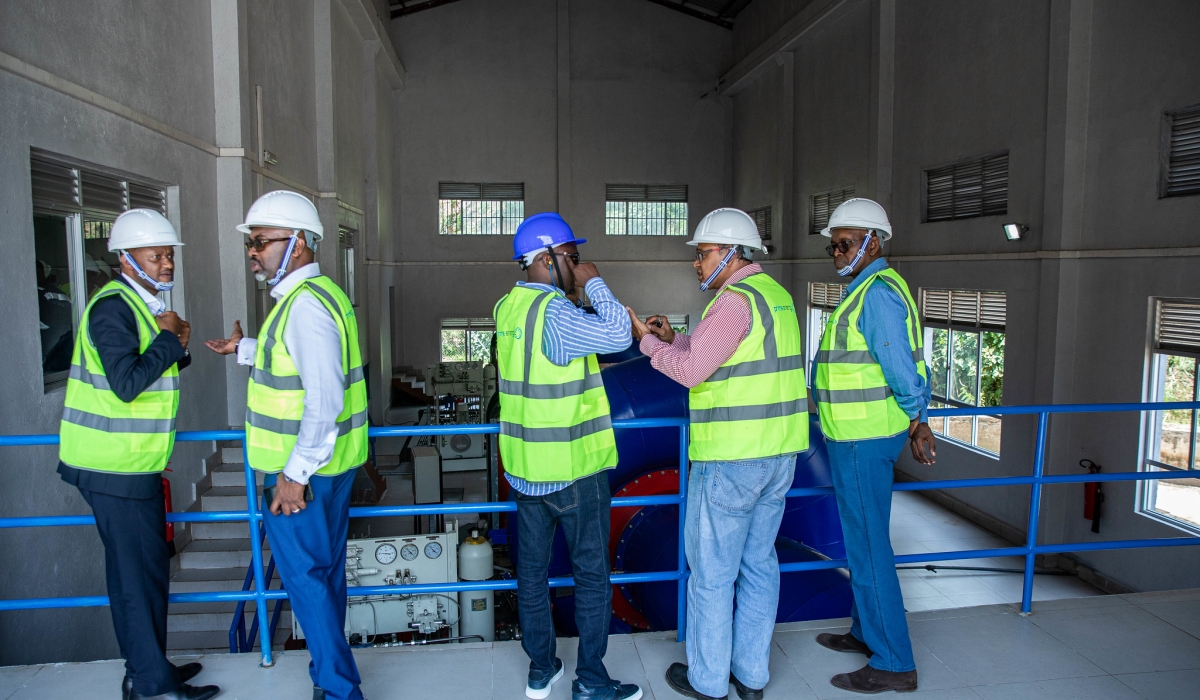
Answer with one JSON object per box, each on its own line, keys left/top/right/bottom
{"left": 244, "top": 236, "right": 292, "bottom": 252}
{"left": 694, "top": 246, "right": 731, "bottom": 262}
{"left": 553, "top": 251, "right": 581, "bottom": 265}
{"left": 825, "top": 238, "right": 865, "bottom": 257}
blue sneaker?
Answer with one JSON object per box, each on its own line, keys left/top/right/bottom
{"left": 527, "top": 658, "right": 565, "bottom": 700}
{"left": 571, "top": 679, "right": 643, "bottom": 700}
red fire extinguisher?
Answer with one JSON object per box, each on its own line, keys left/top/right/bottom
{"left": 163, "top": 467, "right": 177, "bottom": 557}
{"left": 1080, "top": 459, "right": 1103, "bottom": 534}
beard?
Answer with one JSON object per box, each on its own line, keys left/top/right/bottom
{"left": 254, "top": 271, "right": 268, "bottom": 282}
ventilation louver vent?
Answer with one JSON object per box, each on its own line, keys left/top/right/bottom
{"left": 924, "top": 152, "right": 1008, "bottom": 222}
{"left": 921, "top": 289, "right": 1006, "bottom": 329}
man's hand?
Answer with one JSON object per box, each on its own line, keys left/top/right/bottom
{"left": 270, "top": 477, "right": 308, "bottom": 516}
{"left": 909, "top": 419, "right": 937, "bottom": 465}
{"left": 645, "top": 315, "right": 675, "bottom": 344}
{"left": 626, "top": 307, "right": 652, "bottom": 341}
{"left": 176, "top": 320, "right": 191, "bottom": 349}
{"left": 205, "top": 320, "right": 244, "bottom": 355}
{"left": 156, "top": 311, "right": 184, "bottom": 338}
{"left": 570, "top": 260, "right": 600, "bottom": 287}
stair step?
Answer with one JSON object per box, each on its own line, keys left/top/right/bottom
{"left": 179, "top": 538, "right": 271, "bottom": 570}
{"left": 190, "top": 521, "right": 256, "bottom": 540}
{"left": 166, "top": 625, "right": 290, "bottom": 652}
{"left": 221, "top": 446, "right": 245, "bottom": 464}
{"left": 169, "top": 609, "right": 293, "bottom": 633}
{"left": 211, "top": 464, "right": 264, "bottom": 488}
{"left": 201, "top": 486, "right": 254, "bottom": 512}
{"left": 170, "top": 567, "right": 280, "bottom": 593}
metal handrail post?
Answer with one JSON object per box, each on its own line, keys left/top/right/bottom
{"left": 1021, "top": 411, "right": 1050, "bottom": 613}
{"left": 242, "top": 444, "right": 274, "bottom": 666}
{"left": 676, "top": 423, "right": 689, "bottom": 644}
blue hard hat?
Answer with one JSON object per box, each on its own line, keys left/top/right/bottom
{"left": 512, "top": 212, "right": 587, "bottom": 260}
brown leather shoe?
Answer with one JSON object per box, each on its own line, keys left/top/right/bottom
{"left": 830, "top": 664, "right": 917, "bottom": 694}
{"left": 816, "top": 632, "right": 874, "bottom": 658}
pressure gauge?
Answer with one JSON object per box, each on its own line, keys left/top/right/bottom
{"left": 400, "top": 544, "right": 420, "bottom": 561}
{"left": 424, "top": 541, "right": 443, "bottom": 559}
{"left": 375, "top": 544, "right": 398, "bottom": 565}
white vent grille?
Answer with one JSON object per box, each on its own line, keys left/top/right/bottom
{"left": 605, "top": 184, "right": 688, "bottom": 202}
{"left": 30, "top": 149, "right": 166, "bottom": 217}
{"left": 810, "top": 186, "right": 854, "bottom": 234}
{"left": 809, "top": 282, "right": 847, "bottom": 310}
{"left": 438, "top": 182, "right": 525, "bottom": 200}
{"left": 1156, "top": 300, "right": 1200, "bottom": 352}
{"left": 922, "top": 289, "right": 1006, "bottom": 329}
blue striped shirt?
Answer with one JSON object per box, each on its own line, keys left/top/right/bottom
{"left": 504, "top": 277, "right": 631, "bottom": 496}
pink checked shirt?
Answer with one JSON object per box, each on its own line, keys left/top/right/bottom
{"left": 639, "top": 263, "right": 762, "bottom": 388}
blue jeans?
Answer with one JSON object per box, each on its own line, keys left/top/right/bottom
{"left": 515, "top": 470, "right": 613, "bottom": 689}
{"left": 263, "top": 471, "right": 363, "bottom": 700}
{"left": 685, "top": 453, "right": 797, "bottom": 698}
{"left": 825, "top": 432, "right": 916, "bottom": 673}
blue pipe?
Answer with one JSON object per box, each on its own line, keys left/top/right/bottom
{"left": 1022, "top": 413, "right": 1050, "bottom": 613}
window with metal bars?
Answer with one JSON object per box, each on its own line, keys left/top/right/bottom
{"left": 922, "top": 151, "right": 1008, "bottom": 222}
{"left": 810, "top": 186, "right": 854, "bottom": 234}
{"left": 441, "top": 318, "right": 497, "bottom": 363}
{"left": 338, "top": 227, "right": 357, "bottom": 305}
{"left": 745, "top": 205, "right": 772, "bottom": 243}
{"left": 920, "top": 288, "right": 1006, "bottom": 456}
{"left": 438, "top": 182, "right": 525, "bottom": 235}
{"left": 805, "top": 282, "right": 848, "bottom": 386}
{"left": 1141, "top": 299, "right": 1200, "bottom": 534}
{"left": 29, "top": 149, "right": 171, "bottom": 390}
{"left": 605, "top": 184, "right": 688, "bottom": 236}
{"left": 1161, "top": 104, "right": 1200, "bottom": 198}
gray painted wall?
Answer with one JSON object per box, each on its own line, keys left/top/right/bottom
{"left": 730, "top": 0, "right": 1200, "bottom": 593}
{"left": 0, "top": 0, "right": 401, "bottom": 664}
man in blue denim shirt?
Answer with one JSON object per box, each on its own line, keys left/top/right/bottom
{"left": 812, "top": 199, "right": 936, "bottom": 694}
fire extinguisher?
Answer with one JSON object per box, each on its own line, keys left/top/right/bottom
{"left": 1080, "top": 459, "right": 1103, "bottom": 534}
{"left": 163, "top": 467, "right": 177, "bottom": 557}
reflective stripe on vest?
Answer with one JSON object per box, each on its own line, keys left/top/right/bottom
{"left": 813, "top": 267, "right": 927, "bottom": 441}
{"left": 244, "top": 276, "right": 368, "bottom": 475}
{"left": 688, "top": 273, "right": 809, "bottom": 462}
{"left": 59, "top": 281, "right": 179, "bottom": 474}
{"left": 494, "top": 286, "right": 618, "bottom": 482}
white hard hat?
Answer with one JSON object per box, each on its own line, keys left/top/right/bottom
{"left": 687, "top": 208, "right": 764, "bottom": 251}
{"left": 237, "top": 190, "right": 324, "bottom": 240}
{"left": 820, "top": 197, "right": 892, "bottom": 241}
{"left": 107, "top": 209, "right": 183, "bottom": 251}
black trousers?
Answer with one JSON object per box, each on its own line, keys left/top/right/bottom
{"left": 80, "top": 483, "right": 180, "bottom": 696}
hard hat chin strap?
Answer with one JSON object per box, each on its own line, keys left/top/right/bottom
{"left": 836, "top": 231, "right": 872, "bottom": 278}
{"left": 546, "top": 246, "right": 580, "bottom": 307}
{"left": 267, "top": 233, "right": 300, "bottom": 286}
{"left": 700, "top": 246, "right": 738, "bottom": 292}
{"left": 122, "top": 251, "right": 174, "bottom": 292}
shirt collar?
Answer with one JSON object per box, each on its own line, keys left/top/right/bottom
{"left": 845, "top": 258, "right": 889, "bottom": 295}
{"left": 516, "top": 281, "right": 567, "bottom": 297}
{"left": 120, "top": 273, "right": 166, "bottom": 315}
{"left": 271, "top": 263, "right": 321, "bottom": 299}
{"left": 718, "top": 262, "right": 763, "bottom": 291}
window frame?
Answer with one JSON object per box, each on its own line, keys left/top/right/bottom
{"left": 1159, "top": 103, "right": 1200, "bottom": 199}
{"left": 338, "top": 226, "right": 357, "bottom": 306}
{"left": 1137, "top": 297, "right": 1200, "bottom": 536}
{"left": 604, "top": 184, "right": 689, "bottom": 237}
{"left": 440, "top": 318, "right": 497, "bottom": 363}
{"left": 437, "top": 182, "right": 525, "bottom": 236}
{"left": 806, "top": 282, "right": 847, "bottom": 388}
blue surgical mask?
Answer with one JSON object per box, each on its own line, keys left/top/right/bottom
{"left": 122, "top": 252, "right": 174, "bottom": 292}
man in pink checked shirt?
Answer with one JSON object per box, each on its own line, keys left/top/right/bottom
{"left": 628, "top": 209, "right": 809, "bottom": 700}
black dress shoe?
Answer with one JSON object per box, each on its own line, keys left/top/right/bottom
{"left": 314, "top": 687, "right": 326, "bottom": 700}
{"left": 728, "top": 673, "right": 763, "bottom": 700}
{"left": 665, "top": 663, "right": 726, "bottom": 700}
{"left": 830, "top": 664, "right": 917, "bottom": 694}
{"left": 816, "top": 632, "right": 874, "bottom": 658}
{"left": 129, "top": 683, "right": 221, "bottom": 700}
{"left": 123, "top": 664, "right": 204, "bottom": 700}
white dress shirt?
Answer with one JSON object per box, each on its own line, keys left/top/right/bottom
{"left": 121, "top": 273, "right": 166, "bottom": 316}
{"left": 236, "top": 263, "right": 345, "bottom": 485}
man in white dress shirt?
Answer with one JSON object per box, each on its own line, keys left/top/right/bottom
{"left": 207, "top": 190, "right": 369, "bottom": 700}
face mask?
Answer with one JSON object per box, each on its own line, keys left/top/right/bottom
{"left": 700, "top": 247, "right": 739, "bottom": 291}
{"left": 836, "top": 231, "right": 872, "bottom": 278}
{"left": 266, "top": 234, "right": 299, "bottom": 286}
{"left": 122, "top": 252, "right": 174, "bottom": 292}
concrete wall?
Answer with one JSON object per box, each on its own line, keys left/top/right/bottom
{"left": 0, "top": 0, "right": 401, "bottom": 664}
{"left": 728, "top": 0, "right": 1200, "bottom": 593}
{"left": 387, "top": 0, "right": 730, "bottom": 369}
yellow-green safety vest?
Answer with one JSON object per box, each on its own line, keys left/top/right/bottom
{"left": 245, "top": 275, "right": 368, "bottom": 475}
{"left": 814, "top": 266, "right": 926, "bottom": 441}
{"left": 494, "top": 285, "right": 618, "bottom": 482}
{"left": 59, "top": 280, "right": 180, "bottom": 473}
{"left": 689, "top": 273, "right": 809, "bottom": 462}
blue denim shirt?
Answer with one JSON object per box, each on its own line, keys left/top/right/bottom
{"left": 812, "top": 258, "right": 930, "bottom": 424}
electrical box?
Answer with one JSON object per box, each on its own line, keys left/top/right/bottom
{"left": 293, "top": 526, "right": 459, "bottom": 643}
{"left": 411, "top": 445, "right": 441, "bottom": 505}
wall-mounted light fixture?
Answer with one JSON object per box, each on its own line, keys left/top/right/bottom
{"left": 1003, "top": 223, "right": 1027, "bottom": 241}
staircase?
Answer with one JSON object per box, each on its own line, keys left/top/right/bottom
{"left": 167, "top": 442, "right": 291, "bottom": 654}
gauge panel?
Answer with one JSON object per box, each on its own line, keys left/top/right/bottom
{"left": 375, "top": 543, "right": 397, "bottom": 565}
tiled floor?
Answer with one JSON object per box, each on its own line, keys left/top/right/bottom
{"left": 4, "top": 590, "right": 1199, "bottom": 699}
{"left": 888, "top": 491, "right": 1103, "bottom": 612}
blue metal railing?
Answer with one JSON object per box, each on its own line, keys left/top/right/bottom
{"left": 2, "top": 404, "right": 1200, "bottom": 668}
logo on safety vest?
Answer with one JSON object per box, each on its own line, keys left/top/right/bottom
{"left": 495, "top": 328, "right": 523, "bottom": 340}
{"left": 773, "top": 304, "right": 795, "bottom": 313}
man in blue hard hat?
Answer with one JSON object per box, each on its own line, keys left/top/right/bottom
{"left": 495, "top": 213, "right": 642, "bottom": 700}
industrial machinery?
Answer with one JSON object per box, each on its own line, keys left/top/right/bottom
{"left": 420, "top": 361, "right": 495, "bottom": 473}
{"left": 457, "top": 529, "right": 495, "bottom": 642}
{"left": 293, "top": 524, "right": 462, "bottom": 644}
{"left": 507, "top": 353, "right": 854, "bottom": 635}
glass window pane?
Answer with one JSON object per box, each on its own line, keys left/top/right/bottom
{"left": 468, "top": 330, "right": 494, "bottom": 363}
{"left": 947, "top": 414, "right": 973, "bottom": 443}
{"left": 928, "top": 400, "right": 946, "bottom": 435}
{"left": 980, "top": 331, "right": 1004, "bottom": 407}
{"left": 929, "top": 328, "right": 949, "bottom": 399}
{"left": 34, "top": 214, "right": 76, "bottom": 382}
{"left": 439, "top": 199, "right": 460, "bottom": 235}
{"left": 1156, "top": 354, "right": 1195, "bottom": 468}
{"left": 1149, "top": 470, "right": 1200, "bottom": 529}
{"left": 977, "top": 415, "right": 1001, "bottom": 453}
{"left": 441, "top": 329, "right": 466, "bottom": 362}
{"left": 950, "top": 330, "right": 979, "bottom": 405}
